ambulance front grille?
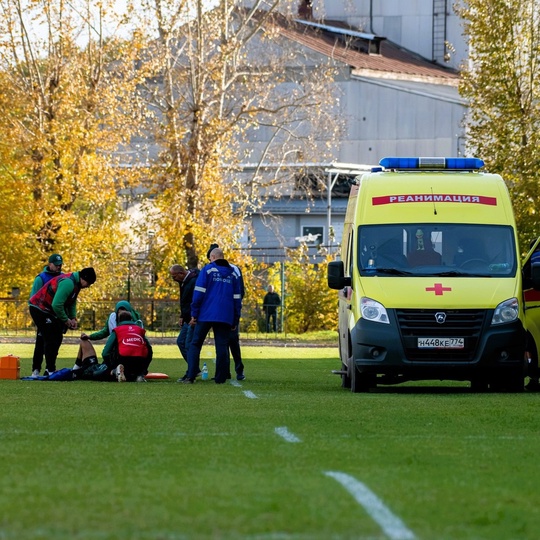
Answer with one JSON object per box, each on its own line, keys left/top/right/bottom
{"left": 396, "top": 309, "right": 487, "bottom": 361}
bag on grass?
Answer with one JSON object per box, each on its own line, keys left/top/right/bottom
{"left": 48, "top": 367, "right": 75, "bottom": 381}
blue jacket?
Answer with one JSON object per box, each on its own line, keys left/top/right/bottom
{"left": 191, "top": 259, "right": 242, "bottom": 326}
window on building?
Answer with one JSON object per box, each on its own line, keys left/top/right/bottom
{"left": 294, "top": 173, "right": 324, "bottom": 195}
{"left": 294, "top": 172, "right": 356, "bottom": 198}
{"left": 301, "top": 226, "right": 324, "bottom": 245}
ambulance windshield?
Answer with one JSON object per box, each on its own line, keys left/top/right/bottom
{"left": 357, "top": 224, "right": 516, "bottom": 277}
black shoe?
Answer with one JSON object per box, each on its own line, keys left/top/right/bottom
{"left": 177, "top": 374, "right": 189, "bottom": 382}
{"left": 237, "top": 374, "right": 246, "bottom": 381}
{"left": 180, "top": 378, "right": 195, "bottom": 384}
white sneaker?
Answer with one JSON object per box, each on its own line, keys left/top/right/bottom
{"left": 135, "top": 375, "right": 146, "bottom": 383}
{"left": 31, "top": 369, "right": 40, "bottom": 378}
{"left": 115, "top": 364, "right": 126, "bottom": 382}
{"left": 44, "top": 369, "right": 55, "bottom": 377}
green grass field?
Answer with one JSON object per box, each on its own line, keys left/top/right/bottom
{"left": 1, "top": 343, "right": 540, "bottom": 540}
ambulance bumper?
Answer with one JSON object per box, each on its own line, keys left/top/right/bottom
{"left": 350, "top": 311, "right": 525, "bottom": 379}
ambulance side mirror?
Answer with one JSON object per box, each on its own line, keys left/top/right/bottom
{"left": 328, "top": 261, "right": 351, "bottom": 290}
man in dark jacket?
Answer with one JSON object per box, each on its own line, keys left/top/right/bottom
{"left": 29, "top": 267, "right": 97, "bottom": 377}
{"left": 170, "top": 264, "right": 199, "bottom": 381}
{"left": 263, "top": 285, "right": 281, "bottom": 332}
{"left": 184, "top": 248, "right": 242, "bottom": 384}
{"left": 28, "top": 253, "right": 64, "bottom": 377}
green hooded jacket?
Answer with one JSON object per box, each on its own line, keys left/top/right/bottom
{"left": 88, "top": 300, "right": 142, "bottom": 341}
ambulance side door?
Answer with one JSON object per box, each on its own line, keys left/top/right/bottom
{"left": 523, "top": 237, "right": 540, "bottom": 361}
{"left": 337, "top": 224, "right": 354, "bottom": 364}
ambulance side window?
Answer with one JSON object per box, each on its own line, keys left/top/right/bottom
{"left": 346, "top": 227, "right": 354, "bottom": 278}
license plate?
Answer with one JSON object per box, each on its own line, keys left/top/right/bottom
{"left": 417, "top": 337, "right": 464, "bottom": 349}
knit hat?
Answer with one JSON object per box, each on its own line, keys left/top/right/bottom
{"left": 79, "top": 267, "right": 97, "bottom": 285}
{"left": 48, "top": 254, "right": 63, "bottom": 265}
{"left": 207, "top": 243, "right": 219, "bottom": 260}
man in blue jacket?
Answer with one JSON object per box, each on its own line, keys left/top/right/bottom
{"left": 206, "top": 243, "right": 245, "bottom": 380}
{"left": 183, "top": 248, "right": 242, "bottom": 384}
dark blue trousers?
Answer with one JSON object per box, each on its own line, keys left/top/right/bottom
{"left": 187, "top": 322, "right": 231, "bottom": 383}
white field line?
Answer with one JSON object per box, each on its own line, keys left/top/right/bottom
{"left": 229, "top": 379, "right": 257, "bottom": 398}
{"left": 325, "top": 471, "right": 416, "bottom": 540}
{"left": 274, "top": 426, "right": 301, "bottom": 443}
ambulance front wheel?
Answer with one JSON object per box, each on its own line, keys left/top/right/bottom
{"left": 350, "top": 364, "right": 376, "bottom": 393}
{"left": 341, "top": 335, "right": 352, "bottom": 389}
{"left": 470, "top": 377, "right": 489, "bottom": 392}
{"left": 489, "top": 368, "right": 524, "bottom": 392}
{"left": 341, "top": 359, "right": 351, "bottom": 389}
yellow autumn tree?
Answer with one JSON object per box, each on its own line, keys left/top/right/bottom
{"left": 132, "top": 0, "right": 340, "bottom": 299}
{"left": 458, "top": 0, "right": 540, "bottom": 251}
{"left": 283, "top": 243, "right": 338, "bottom": 333}
{"left": 0, "top": 0, "right": 146, "bottom": 298}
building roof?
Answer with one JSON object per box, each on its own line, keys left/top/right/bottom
{"left": 273, "top": 15, "right": 460, "bottom": 86}
{"left": 261, "top": 196, "right": 348, "bottom": 215}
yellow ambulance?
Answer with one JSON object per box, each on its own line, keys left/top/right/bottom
{"left": 328, "top": 157, "right": 535, "bottom": 392}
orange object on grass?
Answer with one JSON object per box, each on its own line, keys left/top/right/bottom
{"left": 145, "top": 372, "right": 169, "bottom": 379}
{"left": 0, "top": 355, "right": 20, "bottom": 380}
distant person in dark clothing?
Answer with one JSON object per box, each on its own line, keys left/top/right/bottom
{"left": 29, "top": 253, "right": 64, "bottom": 377}
{"left": 170, "top": 264, "right": 199, "bottom": 381}
{"left": 263, "top": 285, "right": 281, "bottom": 332}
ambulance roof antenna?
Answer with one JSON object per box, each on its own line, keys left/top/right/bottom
{"left": 431, "top": 187, "right": 437, "bottom": 215}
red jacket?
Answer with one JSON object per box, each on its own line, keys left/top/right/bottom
{"left": 113, "top": 324, "right": 149, "bottom": 357}
{"left": 29, "top": 273, "right": 80, "bottom": 320}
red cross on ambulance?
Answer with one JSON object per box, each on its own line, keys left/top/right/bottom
{"left": 425, "top": 283, "right": 452, "bottom": 296}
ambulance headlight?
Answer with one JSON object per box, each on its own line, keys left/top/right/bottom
{"left": 361, "top": 297, "right": 389, "bottom": 324}
{"left": 491, "top": 297, "right": 519, "bottom": 325}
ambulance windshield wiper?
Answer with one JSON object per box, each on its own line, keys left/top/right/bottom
{"left": 375, "top": 268, "right": 414, "bottom": 275}
{"left": 434, "top": 270, "right": 492, "bottom": 277}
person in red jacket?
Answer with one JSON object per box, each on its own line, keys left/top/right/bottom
{"left": 28, "top": 267, "right": 97, "bottom": 377}
{"left": 101, "top": 310, "right": 153, "bottom": 382}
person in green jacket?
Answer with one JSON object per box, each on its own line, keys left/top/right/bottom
{"left": 29, "top": 267, "right": 97, "bottom": 376}
{"left": 29, "top": 253, "right": 64, "bottom": 377}
{"left": 81, "top": 300, "right": 142, "bottom": 342}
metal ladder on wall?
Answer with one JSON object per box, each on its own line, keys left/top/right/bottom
{"left": 432, "top": 0, "right": 448, "bottom": 63}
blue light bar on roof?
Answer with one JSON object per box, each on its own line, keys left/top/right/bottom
{"left": 379, "top": 157, "right": 485, "bottom": 170}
